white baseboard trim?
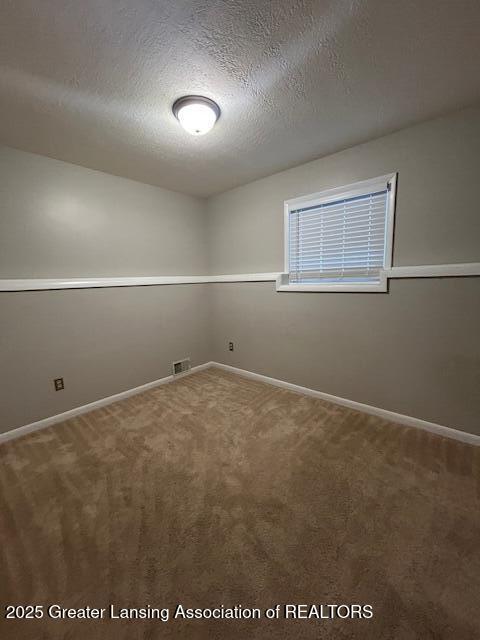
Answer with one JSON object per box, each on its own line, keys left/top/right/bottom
{"left": 0, "top": 362, "right": 213, "bottom": 445}
{"left": 2, "top": 360, "right": 478, "bottom": 447}
{"left": 211, "top": 362, "right": 480, "bottom": 446}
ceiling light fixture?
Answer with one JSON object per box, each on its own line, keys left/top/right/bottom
{"left": 172, "top": 95, "right": 220, "bottom": 136}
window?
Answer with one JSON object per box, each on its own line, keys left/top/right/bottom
{"left": 281, "top": 174, "right": 397, "bottom": 292}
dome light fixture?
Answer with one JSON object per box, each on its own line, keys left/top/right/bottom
{"left": 172, "top": 95, "right": 220, "bottom": 136}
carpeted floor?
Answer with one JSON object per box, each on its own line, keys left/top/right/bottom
{"left": 1, "top": 367, "right": 479, "bottom": 640}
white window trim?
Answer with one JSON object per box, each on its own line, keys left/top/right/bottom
{"left": 282, "top": 173, "right": 398, "bottom": 292}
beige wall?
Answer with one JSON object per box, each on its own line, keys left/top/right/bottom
{"left": 0, "top": 147, "right": 210, "bottom": 433}
{"left": 207, "top": 107, "right": 480, "bottom": 273}
{"left": 209, "top": 279, "right": 479, "bottom": 434}
{"left": 1, "top": 286, "right": 210, "bottom": 432}
{"left": 207, "top": 108, "right": 480, "bottom": 435}
{"left": 0, "top": 146, "right": 208, "bottom": 278}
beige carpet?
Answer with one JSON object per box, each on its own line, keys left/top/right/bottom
{"left": 1, "top": 367, "right": 479, "bottom": 640}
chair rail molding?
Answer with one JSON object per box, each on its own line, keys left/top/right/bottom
{"left": 0, "top": 263, "right": 479, "bottom": 291}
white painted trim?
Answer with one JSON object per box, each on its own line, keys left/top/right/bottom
{"left": 0, "top": 362, "right": 213, "bottom": 445}
{"left": 209, "top": 272, "right": 280, "bottom": 283}
{"left": 2, "top": 360, "right": 478, "bottom": 447}
{"left": 275, "top": 262, "right": 480, "bottom": 291}
{"left": 0, "top": 264, "right": 479, "bottom": 292}
{"left": 276, "top": 271, "right": 388, "bottom": 293}
{"left": 384, "top": 173, "right": 397, "bottom": 271}
{"left": 284, "top": 199, "right": 290, "bottom": 275}
{"left": 0, "top": 276, "right": 211, "bottom": 291}
{"left": 284, "top": 173, "right": 396, "bottom": 211}
{"left": 386, "top": 262, "right": 480, "bottom": 278}
{"left": 0, "top": 273, "right": 281, "bottom": 292}
{"left": 211, "top": 362, "right": 480, "bottom": 446}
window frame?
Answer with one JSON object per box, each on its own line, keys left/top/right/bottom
{"left": 281, "top": 173, "right": 397, "bottom": 292}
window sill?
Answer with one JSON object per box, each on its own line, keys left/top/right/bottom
{"left": 275, "top": 272, "right": 388, "bottom": 293}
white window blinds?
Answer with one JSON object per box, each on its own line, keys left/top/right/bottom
{"left": 288, "top": 187, "right": 389, "bottom": 284}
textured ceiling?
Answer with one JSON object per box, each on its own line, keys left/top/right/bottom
{"left": 1, "top": 0, "right": 479, "bottom": 197}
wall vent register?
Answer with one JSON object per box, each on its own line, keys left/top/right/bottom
{"left": 172, "top": 358, "right": 191, "bottom": 375}
{"left": 283, "top": 174, "right": 397, "bottom": 292}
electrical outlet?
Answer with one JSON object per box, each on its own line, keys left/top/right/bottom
{"left": 54, "top": 377, "right": 64, "bottom": 391}
{"left": 228, "top": 341, "right": 234, "bottom": 351}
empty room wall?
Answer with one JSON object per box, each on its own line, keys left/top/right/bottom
{"left": 207, "top": 107, "right": 480, "bottom": 435}
{"left": 0, "top": 146, "right": 210, "bottom": 433}
{"left": 1, "top": 108, "right": 479, "bottom": 439}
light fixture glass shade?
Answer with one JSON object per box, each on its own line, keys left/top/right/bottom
{"left": 173, "top": 96, "right": 220, "bottom": 135}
